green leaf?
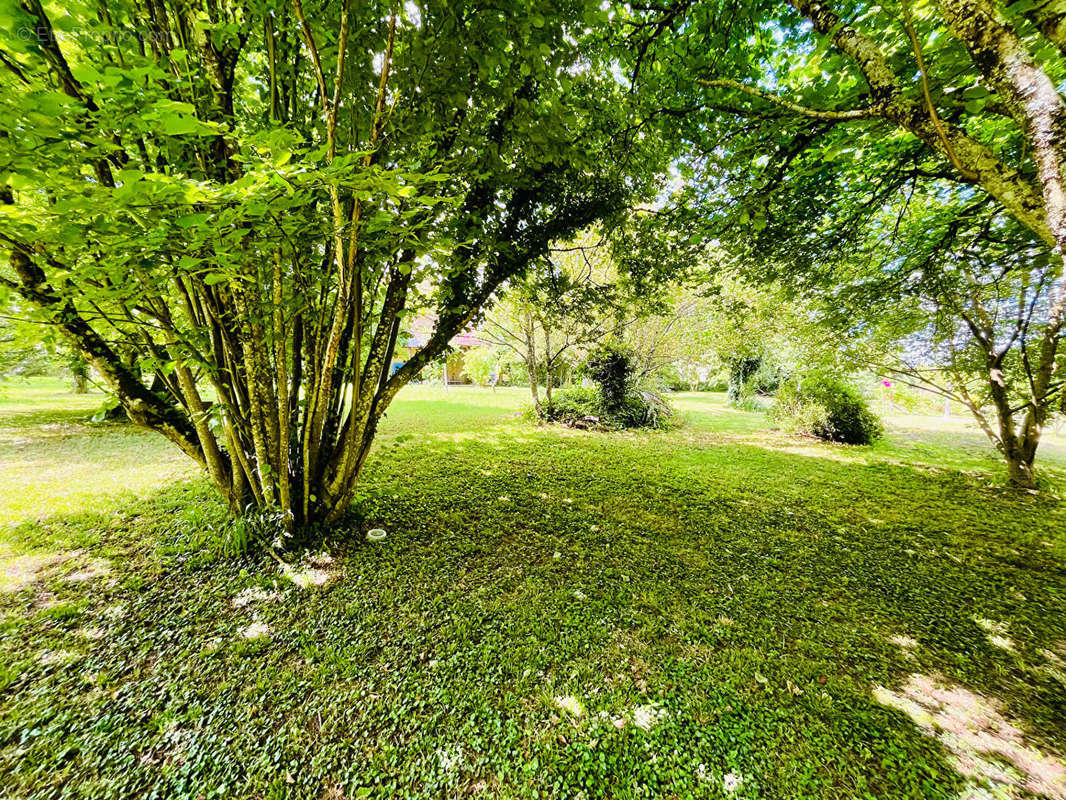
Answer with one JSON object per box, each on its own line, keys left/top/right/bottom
{"left": 159, "top": 114, "right": 203, "bottom": 136}
{"left": 175, "top": 213, "right": 209, "bottom": 229}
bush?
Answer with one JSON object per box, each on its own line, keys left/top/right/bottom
{"left": 616, "top": 389, "right": 673, "bottom": 429}
{"left": 771, "top": 374, "right": 883, "bottom": 445}
{"left": 733, "top": 394, "right": 767, "bottom": 412}
{"left": 534, "top": 342, "right": 673, "bottom": 430}
{"left": 536, "top": 384, "right": 673, "bottom": 430}
{"left": 539, "top": 385, "right": 601, "bottom": 423}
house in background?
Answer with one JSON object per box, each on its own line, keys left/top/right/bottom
{"left": 393, "top": 315, "right": 488, "bottom": 385}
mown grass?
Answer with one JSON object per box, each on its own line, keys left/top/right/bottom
{"left": 1, "top": 379, "right": 1064, "bottom": 799}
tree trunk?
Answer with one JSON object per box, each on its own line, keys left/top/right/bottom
{"left": 526, "top": 320, "right": 540, "bottom": 408}
{"left": 1004, "top": 445, "right": 1038, "bottom": 489}
{"left": 70, "top": 355, "right": 89, "bottom": 393}
{"left": 937, "top": 0, "right": 1066, "bottom": 269}
{"left": 542, "top": 323, "right": 554, "bottom": 405}
{"left": 527, "top": 355, "right": 540, "bottom": 407}
{"left": 985, "top": 358, "right": 1042, "bottom": 489}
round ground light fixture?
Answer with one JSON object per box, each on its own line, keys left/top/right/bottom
{"left": 366, "top": 528, "right": 387, "bottom": 542}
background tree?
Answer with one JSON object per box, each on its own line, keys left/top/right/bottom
{"left": 481, "top": 209, "right": 701, "bottom": 407}
{"left": 0, "top": 300, "right": 61, "bottom": 381}
{"left": 822, "top": 192, "right": 1064, "bottom": 486}
{"left": 460, "top": 347, "right": 500, "bottom": 388}
{"left": 663, "top": 275, "right": 827, "bottom": 405}
{"left": 481, "top": 234, "right": 627, "bottom": 409}
{"left": 0, "top": 0, "right": 664, "bottom": 527}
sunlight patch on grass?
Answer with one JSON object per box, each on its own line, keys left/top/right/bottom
{"left": 755, "top": 441, "right": 872, "bottom": 464}
{"left": 281, "top": 551, "right": 337, "bottom": 589}
{"left": 974, "top": 617, "right": 1017, "bottom": 652}
{"left": 37, "top": 649, "right": 79, "bottom": 667}
{"left": 889, "top": 634, "right": 919, "bottom": 650}
{"left": 553, "top": 695, "right": 584, "bottom": 717}
{"left": 1037, "top": 645, "right": 1066, "bottom": 685}
{"left": 230, "top": 586, "right": 281, "bottom": 608}
{"left": 61, "top": 557, "right": 111, "bottom": 585}
{"left": 0, "top": 548, "right": 72, "bottom": 593}
{"left": 630, "top": 703, "right": 669, "bottom": 731}
{"left": 435, "top": 743, "right": 465, "bottom": 779}
{"left": 874, "top": 674, "right": 1066, "bottom": 799}
{"left": 240, "top": 621, "right": 272, "bottom": 640}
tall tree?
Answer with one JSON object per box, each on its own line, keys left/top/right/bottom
{"left": 0, "top": 0, "right": 661, "bottom": 526}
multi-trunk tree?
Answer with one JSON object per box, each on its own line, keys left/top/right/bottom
{"left": 0, "top": 0, "right": 660, "bottom": 526}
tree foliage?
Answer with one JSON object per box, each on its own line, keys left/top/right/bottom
{"left": 622, "top": 0, "right": 1066, "bottom": 484}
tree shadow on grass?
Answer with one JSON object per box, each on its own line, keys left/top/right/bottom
{"left": 0, "top": 431, "right": 1063, "bottom": 798}
{"left": 316, "top": 429, "right": 1066, "bottom": 797}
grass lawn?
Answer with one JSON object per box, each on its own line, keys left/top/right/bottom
{"left": 1, "top": 378, "right": 1065, "bottom": 799}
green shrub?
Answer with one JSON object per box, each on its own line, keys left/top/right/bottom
{"left": 616, "top": 389, "right": 673, "bottom": 429}
{"left": 733, "top": 394, "right": 767, "bottom": 412}
{"left": 169, "top": 501, "right": 289, "bottom": 558}
{"left": 539, "top": 385, "right": 602, "bottom": 423}
{"left": 771, "top": 374, "right": 883, "bottom": 445}
{"left": 588, "top": 342, "right": 674, "bottom": 428}
{"left": 534, "top": 342, "right": 675, "bottom": 430}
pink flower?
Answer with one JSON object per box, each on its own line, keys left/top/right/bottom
{"left": 882, "top": 380, "right": 893, "bottom": 387}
